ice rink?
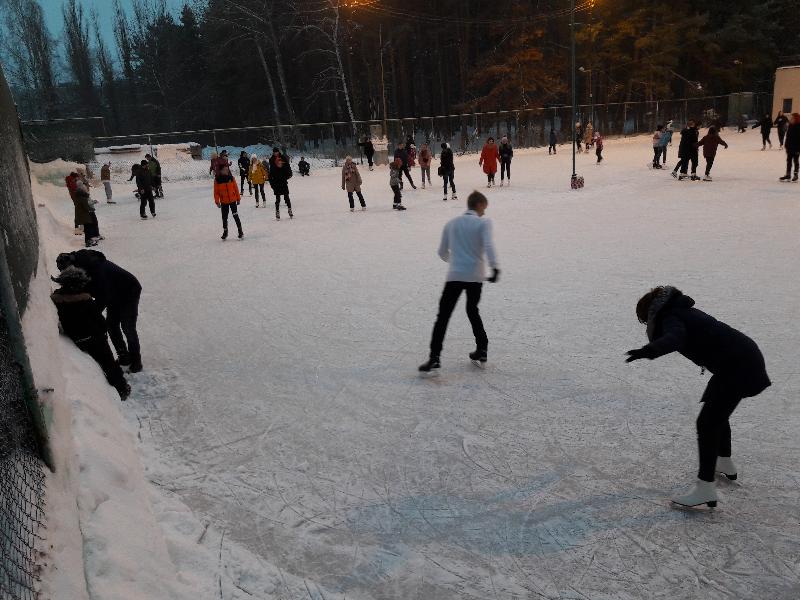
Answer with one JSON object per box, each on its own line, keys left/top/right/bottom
{"left": 45, "top": 130, "right": 800, "bottom": 599}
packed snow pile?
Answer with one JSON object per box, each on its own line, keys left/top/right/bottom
{"left": 30, "top": 128, "right": 800, "bottom": 599}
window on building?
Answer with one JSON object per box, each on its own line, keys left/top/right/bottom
{"left": 783, "top": 98, "right": 793, "bottom": 113}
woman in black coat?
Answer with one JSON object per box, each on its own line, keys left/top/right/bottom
{"left": 268, "top": 147, "right": 293, "bottom": 220}
{"left": 626, "top": 286, "right": 770, "bottom": 508}
{"left": 671, "top": 120, "right": 699, "bottom": 180}
{"left": 780, "top": 113, "right": 800, "bottom": 181}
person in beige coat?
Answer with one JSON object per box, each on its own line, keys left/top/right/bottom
{"left": 341, "top": 156, "right": 366, "bottom": 211}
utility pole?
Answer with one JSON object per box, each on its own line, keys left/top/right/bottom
{"left": 570, "top": 0, "right": 576, "bottom": 181}
{"left": 379, "top": 24, "right": 388, "bottom": 138}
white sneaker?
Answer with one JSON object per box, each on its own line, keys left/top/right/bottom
{"left": 672, "top": 479, "right": 718, "bottom": 508}
{"left": 715, "top": 456, "right": 737, "bottom": 481}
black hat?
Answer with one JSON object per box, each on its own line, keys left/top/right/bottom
{"left": 56, "top": 252, "right": 75, "bottom": 271}
{"left": 52, "top": 266, "right": 90, "bottom": 291}
{"left": 272, "top": 147, "right": 280, "bottom": 153}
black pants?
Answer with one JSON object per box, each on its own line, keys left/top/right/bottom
{"left": 704, "top": 155, "right": 715, "bottom": 176}
{"left": 77, "top": 336, "right": 128, "bottom": 396}
{"left": 548, "top": 144, "right": 556, "bottom": 154}
{"left": 677, "top": 154, "right": 698, "bottom": 175}
{"left": 366, "top": 154, "right": 374, "bottom": 168}
{"left": 786, "top": 152, "right": 799, "bottom": 175}
{"left": 140, "top": 191, "right": 155, "bottom": 216}
{"left": 253, "top": 183, "right": 266, "bottom": 202}
{"left": 487, "top": 173, "right": 496, "bottom": 184}
{"left": 761, "top": 132, "right": 771, "bottom": 147}
{"left": 400, "top": 166, "right": 415, "bottom": 188}
{"left": 83, "top": 212, "right": 99, "bottom": 245}
{"left": 442, "top": 171, "right": 456, "bottom": 195}
{"left": 240, "top": 174, "right": 251, "bottom": 195}
{"left": 596, "top": 147, "right": 603, "bottom": 162}
{"left": 429, "top": 281, "right": 488, "bottom": 358}
{"left": 347, "top": 190, "right": 366, "bottom": 208}
{"left": 500, "top": 160, "right": 511, "bottom": 180}
{"left": 778, "top": 128, "right": 786, "bottom": 147}
{"left": 221, "top": 202, "right": 243, "bottom": 232}
{"left": 696, "top": 376, "right": 742, "bottom": 482}
{"left": 107, "top": 294, "right": 141, "bottom": 362}
{"left": 275, "top": 194, "right": 292, "bottom": 212}
{"left": 391, "top": 184, "right": 402, "bottom": 205}
{"left": 660, "top": 146, "right": 667, "bottom": 163}
{"left": 153, "top": 176, "right": 163, "bottom": 198}
{"left": 652, "top": 147, "right": 661, "bottom": 166}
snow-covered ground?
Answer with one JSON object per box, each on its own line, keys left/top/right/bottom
{"left": 34, "top": 128, "right": 799, "bottom": 599}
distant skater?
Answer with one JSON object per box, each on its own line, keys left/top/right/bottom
{"left": 696, "top": 126, "right": 728, "bottom": 181}
{"left": 249, "top": 154, "right": 267, "bottom": 207}
{"left": 439, "top": 142, "right": 457, "bottom": 202}
{"left": 548, "top": 129, "right": 557, "bottom": 155}
{"left": 419, "top": 143, "right": 432, "bottom": 188}
{"left": 389, "top": 158, "right": 407, "bottom": 210}
{"left": 672, "top": 120, "right": 700, "bottom": 180}
{"left": 419, "top": 191, "right": 499, "bottom": 373}
{"left": 499, "top": 136, "right": 513, "bottom": 185}
{"left": 213, "top": 152, "right": 244, "bottom": 239}
{"left": 268, "top": 147, "right": 294, "bottom": 220}
{"left": 594, "top": 132, "right": 604, "bottom": 163}
{"left": 479, "top": 137, "right": 500, "bottom": 187}
{"left": 779, "top": 112, "right": 800, "bottom": 182}
{"left": 341, "top": 156, "right": 366, "bottom": 211}
{"left": 752, "top": 114, "right": 772, "bottom": 150}
{"left": 626, "top": 286, "right": 770, "bottom": 509}
{"left": 238, "top": 151, "right": 252, "bottom": 196}
{"left": 100, "top": 162, "right": 115, "bottom": 203}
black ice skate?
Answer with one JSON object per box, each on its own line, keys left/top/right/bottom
{"left": 469, "top": 348, "right": 487, "bottom": 367}
{"left": 221, "top": 228, "right": 228, "bottom": 240}
{"left": 418, "top": 356, "right": 441, "bottom": 373}
{"left": 779, "top": 174, "right": 791, "bottom": 181}
{"left": 288, "top": 209, "right": 294, "bottom": 219}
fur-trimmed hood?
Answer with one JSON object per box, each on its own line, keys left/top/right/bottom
{"left": 646, "top": 286, "right": 695, "bottom": 341}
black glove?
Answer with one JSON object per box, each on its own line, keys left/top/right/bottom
{"left": 487, "top": 268, "right": 500, "bottom": 283}
{"left": 625, "top": 347, "right": 652, "bottom": 363}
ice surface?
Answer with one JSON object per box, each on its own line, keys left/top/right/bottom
{"left": 36, "top": 129, "right": 799, "bottom": 599}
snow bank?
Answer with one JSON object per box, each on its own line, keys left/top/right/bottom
{"left": 28, "top": 166, "right": 347, "bottom": 599}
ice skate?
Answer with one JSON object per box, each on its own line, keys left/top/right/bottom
{"left": 690, "top": 174, "right": 700, "bottom": 181}
{"left": 469, "top": 348, "right": 487, "bottom": 367}
{"left": 715, "top": 456, "right": 738, "bottom": 481}
{"left": 671, "top": 171, "right": 678, "bottom": 179}
{"left": 221, "top": 228, "right": 228, "bottom": 240}
{"left": 703, "top": 175, "right": 712, "bottom": 181}
{"left": 129, "top": 357, "right": 143, "bottom": 373}
{"left": 237, "top": 228, "right": 244, "bottom": 239}
{"left": 780, "top": 174, "right": 791, "bottom": 181}
{"left": 451, "top": 193, "right": 458, "bottom": 201}
{"left": 422, "top": 182, "right": 426, "bottom": 189}
{"left": 276, "top": 209, "right": 280, "bottom": 220}
{"left": 442, "top": 196, "right": 448, "bottom": 202}
{"left": 418, "top": 356, "right": 440, "bottom": 373}
{"left": 74, "top": 227, "right": 82, "bottom": 235}
{"left": 671, "top": 479, "right": 718, "bottom": 509}
{"left": 393, "top": 203, "right": 407, "bottom": 211}
{"left": 107, "top": 200, "right": 116, "bottom": 204}
{"left": 793, "top": 173, "right": 799, "bottom": 182}
{"left": 85, "top": 240, "right": 98, "bottom": 247}
{"left": 151, "top": 212, "right": 156, "bottom": 218}
{"left": 350, "top": 207, "right": 355, "bottom": 212}
{"left": 361, "top": 206, "right": 367, "bottom": 211}
{"left": 117, "top": 351, "right": 132, "bottom": 367}
{"left": 288, "top": 209, "right": 294, "bottom": 219}
{"left": 140, "top": 214, "right": 148, "bottom": 219}
{"left": 118, "top": 383, "right": 131, "bottom": 401}
{"left": 256, "top": 201, "right": 260, "bottom": 207}
{"left": 499, "top": 181, "right": 504, "bottom": 187}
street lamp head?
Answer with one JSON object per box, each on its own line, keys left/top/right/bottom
{"left": 579, "top": 66, "right": 586, "bottom": 72}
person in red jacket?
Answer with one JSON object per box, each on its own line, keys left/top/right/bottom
{"left": 213, "top": 151, "right": 244, "bottom": 240}
{"left": 696, "top": 126, "right": 728, "bottom": 181}
{"left": 479, "top": 137, "right": 500, "bottom": 187}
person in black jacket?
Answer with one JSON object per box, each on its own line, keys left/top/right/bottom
{"left": 57, "top": 250, "right": 144, "bottom": 373}
{"left": 50, "top": 266, "right": 131, "bottom": 400}
{"left": 393, "top": 143, "right": 416, "bottom": 189}
{"left": 671, "top": 120, "right": 700, "bottom": 180}
{"left": 626, "top": 286, "right": 770, "bottom": 508}
{"left": 751, "top": 114, "right": 772, "bottom": 150}
{"left": 360, "top": 137, "right": 376, "bottom": 170}
{"left": 439, "top": 142, "right": 457, "bottom": 202}
{"left": 548, "top": 129, "right": 557, "bottom": 155}
{"left": 498, "top": 136, "right": 513, "bottom": 186}
{"left": 779, "top": 112, "right": 800, "bottom": 181}
{"left": 135, "top": 160, "right": 156, "bottom": 219}
{"left": 298, "top": 156, "right": 311, "bottom": 176}
{"left": 238, "top": 151, "right": 252, "bottom": 195}
{"left": 268, "top": 147, "right": 293, "bottom": 219}
{"left": 774, "top": 111, "right": 789, "bottom": 149}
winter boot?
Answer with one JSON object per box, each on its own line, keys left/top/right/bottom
{"left": 793, "top": 172, "right": 799, "bottom": 182}
{"left": 221, "top": 228, "right": 228, "bottom": 240}
{"left": 128, "top": 355, "right": 143, "bottom": 373}
{"left": 288, "top": 208, "right": 294, "bottom": 219}
{"left": 418, "top": 356, "right": 441, "bottom": 373}
{"left": 779, "top": 174, "right": 791, "bottom": 181}
{"left": 469, "top": 348, "right": 488, "bottom": 366}
{"left": 117, "top": 351, "right": 131, "bottom": 366}
{"left": 237, "top": 229, "right": 244, "bottom": 239}
{"left": 671, "top": 479, "right": 718, "bottom": 508}
{"left": 276, "top": 208, "right": 280, "bottom": 220}
{"left": 715, "top": 456, "right": 738, "bottom": 481}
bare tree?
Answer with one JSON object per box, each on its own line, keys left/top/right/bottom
{"left": 93, "top": 10, "right": 121, "bottom": 130}
{"left": 292, "top": 0, "right": 357, "bottom": 131}
{"left": 63, "top": 0, "right": 101, "bottom": 114}
{"left": 0, "top": 0, "right": 59, "bottom": 118}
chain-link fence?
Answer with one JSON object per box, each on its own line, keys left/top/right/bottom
{"left": 21, "top": 117, "right": 106, "bottom": 165}
{"left": 2, "top": 64, "right": 49, "bottom": 600}
{"left": 73, "top": 92, "right": 772, "bottom": 183}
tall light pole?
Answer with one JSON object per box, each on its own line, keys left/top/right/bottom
{"left": 379, "top": 24, "right": 388, "bottom": 138}
{"left": 579, "top": 67, "right": 593, "bottom": 127}
{"left": 570, "top": 0, "right": 576, "bottom": 182}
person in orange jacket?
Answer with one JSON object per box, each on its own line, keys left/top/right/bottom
{"left": 479, "top": 137, "right": 500, "bottom": 187}
{"left": 213, "top": 151, "right": 244, "bottom": 240}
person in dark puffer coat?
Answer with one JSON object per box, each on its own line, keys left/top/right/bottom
{"left": 626, "top": 286, "right": 770, "bottom": 509}
{"left": 57, "top": 250, "right": 143, "bottom": 372}
{"left": 779, "top": 112, "right": 800, "bottom": 181}
{"left": 50, "top": 266, "right": 130, "bottom": 400}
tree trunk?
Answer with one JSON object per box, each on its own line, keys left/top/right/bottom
{"left": 265, "top": 18, "right": 296, "bottom": 125}
{"left": 256, "top": 40, "right": 282, "bottom": 126}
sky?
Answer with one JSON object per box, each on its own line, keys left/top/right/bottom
{"left": 40, "top": 0, "right": 190, "bottom": 58}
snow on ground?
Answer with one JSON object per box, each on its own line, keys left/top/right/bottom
{"left": 35, "top": 128, "right": 799, "bottom": 599}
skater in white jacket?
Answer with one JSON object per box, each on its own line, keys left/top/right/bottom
{"left": 419, "top": 191, "right": 499, "bottom": 372}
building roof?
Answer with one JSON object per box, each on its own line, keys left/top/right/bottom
{"left": 776, "top": 65, "right": 800, "bottom": 71}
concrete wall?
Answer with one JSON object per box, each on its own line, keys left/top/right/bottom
{"left": 773, "top": 66, "right": 800, "bottom": 116}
